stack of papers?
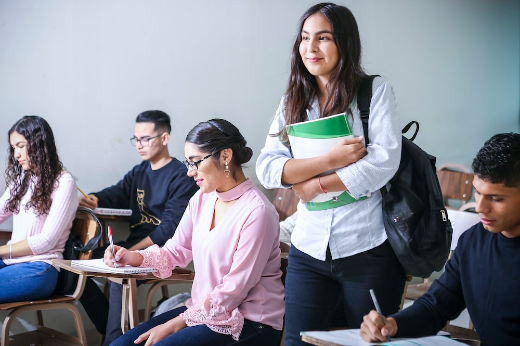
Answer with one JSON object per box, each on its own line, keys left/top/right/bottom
{"left": 93, "top": 208, "right": 132, "bottom": 216}
{"left": 300, "top": 329, "right": 461, "bottom": 346}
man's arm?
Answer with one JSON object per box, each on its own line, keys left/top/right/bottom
{"left": 147, "top": 166, "right": 199, "bottom": 246}
{"left": 87, "top": 165, "right": 139, "bottom": 209}
{"left": 128, "top": 236, "right": 153, "bottom": 251}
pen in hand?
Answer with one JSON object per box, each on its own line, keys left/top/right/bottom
{"left": 369, "top": 289, "right": 391, "bottom": 341}
{"left": 107, "top": 226, "right": 117, "bottom": 268}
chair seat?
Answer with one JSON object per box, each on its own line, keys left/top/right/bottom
{"left": 5, "top": 329, "right": 81, "bottom": 346}
{"left": 0, "top": 295, "right": 75, "bottom": 311}
{"left": 404, "top": 281, "right": 433, "bottom": 300}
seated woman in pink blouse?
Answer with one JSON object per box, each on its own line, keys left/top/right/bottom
{"left": 106, "top": 119, "right": 285, "bottom": 346}
{"left": 0, "top": 116, "right": 78, "bottom": 303}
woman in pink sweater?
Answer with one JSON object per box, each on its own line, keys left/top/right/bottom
{"left": 106, "top": 119, "right": 284, "bottom": 346}
{"left": 0, "top": 116, "right": 78, "bottom": 303}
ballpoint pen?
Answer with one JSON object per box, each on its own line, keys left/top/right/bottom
{"left": 369, "top": 289, "right": 391, "bottom": 341}
{"left": 107, "top": 226, "right": 117, "bottom": 268}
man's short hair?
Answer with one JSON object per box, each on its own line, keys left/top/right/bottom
{"left": 472, "top": 132, "right": 520, "bottom": 188}
{"left": 136, "top": 110, "right": 171, "bottom": 134}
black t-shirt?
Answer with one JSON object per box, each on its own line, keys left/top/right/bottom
{"left": 93, "top": 159, "right": 198, "bottom": 246}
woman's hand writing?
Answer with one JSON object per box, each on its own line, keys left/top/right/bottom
{"left": 103, "top": 245, "right": 143, "bottom": 268}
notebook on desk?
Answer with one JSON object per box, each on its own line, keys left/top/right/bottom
{"left": 71, "top": 258, "right": 157, "bottom": 274}
{"left": 93, "top": 208, "right": 133, "bottom": 216}
{"left": 300, "top": 329, "right": 459, "bottom": 346}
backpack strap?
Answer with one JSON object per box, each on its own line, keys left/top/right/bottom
{"left": 402, "top": 121, "right": 419, "bottom": 141}
{"left": 357, "top": 75, "right": 380, "bottom": 145}
{"left": 75, "top": 207, "right": 104, "bottom": 253}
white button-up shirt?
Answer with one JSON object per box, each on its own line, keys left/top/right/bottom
{"left": 256, "top": 77, "right": 402, "bottom": 261}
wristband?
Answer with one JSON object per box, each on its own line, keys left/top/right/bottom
{"left": 9, "top": 244, "right": 12, "bottom": 259}
{"left": 318, "top": 176, "right": 327, "bottom": 194}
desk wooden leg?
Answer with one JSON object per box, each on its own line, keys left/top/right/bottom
{"left": 121, "top": 281, "right": 130, "bottom": 333}
{"left": 128, "top": 279, "right": 139, "bottom": 329}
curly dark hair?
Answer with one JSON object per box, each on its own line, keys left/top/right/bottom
{"left": 5, "top": 116, "right": 64, "bottom": 216}
{"left": 279, "top": 2, "right": 366, "bottom": 140}
{"left": 472, "top": 132, "right": 520, "bottom": 188}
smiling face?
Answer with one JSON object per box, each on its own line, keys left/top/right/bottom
{"left": 10, "top": 131, "right": 30, "bottom": 170}
{"left": 299, "top": 12, "right": 339, "bottom": 85}
{"left": 184, "top": 142, "right": 223, "bottom": 194}
{"left": 473, "top": 175, "right": 520, "bottom": 238}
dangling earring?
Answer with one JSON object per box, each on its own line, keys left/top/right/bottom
{"left": 224, "top": 161, "right": 230, "bottom": 178}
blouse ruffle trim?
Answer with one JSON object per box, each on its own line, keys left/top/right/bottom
{"left": 137, "top": 245, "right": 173, "bottom": 279}
{"left": 180, "top": 294, "right": 244, "bottom": 341}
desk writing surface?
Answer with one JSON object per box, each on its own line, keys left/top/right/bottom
{"left": 52, "top": 259, "right": 194, "bottom": 280}
{"left": 301, "top": 329, "right": 461, "bottom": 346}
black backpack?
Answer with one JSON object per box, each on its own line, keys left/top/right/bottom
{"left": 54, "top": 207, "right": 103, "bottom": 295}
{"left": 358, "top": 75, "right": 453, "bottom": 278}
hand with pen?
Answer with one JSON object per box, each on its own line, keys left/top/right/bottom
{"left": 103, "top": 244, "right": 144, "bottom": 268}
{"left": 360, "top": 310, "right": 398, "bottom": 342}
{"left": 77, "top": 187, "right": 99, "bottom": 209}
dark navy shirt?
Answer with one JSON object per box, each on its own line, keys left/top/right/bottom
{"left": 93, "top": 159, "right": 198, "bottom": 246}
{"left": 392, "top": 222, "right": 520, "bottom": 345}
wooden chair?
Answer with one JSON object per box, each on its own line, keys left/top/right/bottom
{"left": 437, "top": 164, "right": 474, "bottom": 209}
{"left": 141, "top": 267, "right": 194, "bottom": 322}
{"left": 271, "top": 188, "right": 299, "bottom": 222}
{"left": 0, "top": 208, "right": 102, "bottom": 346}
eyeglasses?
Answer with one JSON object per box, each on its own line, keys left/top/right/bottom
{"left": 182, "top": 154, "right": 212, "bottom": 171}
{"left": 130, "top": 134, "right": 164, "bottom": 147}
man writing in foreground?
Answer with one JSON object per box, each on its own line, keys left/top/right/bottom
{"left": 360, "top": 132, "right": 520, "bottom": 345}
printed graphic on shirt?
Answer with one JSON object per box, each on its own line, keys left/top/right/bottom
{"left": 131, "top": 188, "right": 161, "bottom": 228}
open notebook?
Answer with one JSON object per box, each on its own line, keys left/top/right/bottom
{"left": 300, "top": 329, "right": 459, "bottom": 346}
{"left": 71, "top": 258, "right": 157, "bottom": 274}
{"left": 93, "top": 208, "right": 133, "bottom": 216}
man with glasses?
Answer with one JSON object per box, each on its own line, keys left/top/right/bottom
{"left": 78, "top": 110, "right": 198, "bottom": 345}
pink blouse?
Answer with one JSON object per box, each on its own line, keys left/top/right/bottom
{"left": 139, "top": 179, "right": 285, "bottom": 340}
{"left": 0, "top": 172, "right": 78, "bottom": 268}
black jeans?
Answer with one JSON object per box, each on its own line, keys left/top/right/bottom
{"left": 284, "top": 241, "right": 406, "bottom": 346}
{"left": 110, "top": 306, "right": 282, "bottom": 346}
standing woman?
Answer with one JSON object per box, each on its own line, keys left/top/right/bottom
{"left": 0, "top": 116, "right": 78, "bottom": 302}
{"left": 107, "top": 119, "right": 284, "bottom": 346}
{"left": 256, "top": 3, "right": 406, "bottom": 345}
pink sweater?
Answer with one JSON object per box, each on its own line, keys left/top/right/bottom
{"left": 1, "top": 172, "right": 78, "bottom": 268}
{"left": 139, "top": 179, "right": 285, "bottom": 340}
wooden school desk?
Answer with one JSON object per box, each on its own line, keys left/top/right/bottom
{"left": 52, "top": 259, "right": 194, "bottom": 333}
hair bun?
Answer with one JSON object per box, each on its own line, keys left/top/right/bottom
{"left": 236, "top": 146, "right": 253, "bottom": 164}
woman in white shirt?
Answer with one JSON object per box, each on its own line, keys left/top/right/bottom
{"left": 256, "top": 3, "right": 406, "bottom": 345}
{"left": 0, "top": 116, "right": 78, "bottom": 303}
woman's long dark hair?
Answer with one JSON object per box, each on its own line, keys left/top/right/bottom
{"left": 282, "top": 2, "right": 367, "bottom": 140}
{"left": 5, "top": 116, "right": 64, "bottom": 216}
{"left": 186, "top": 119, "right": 253, "bottom": 180}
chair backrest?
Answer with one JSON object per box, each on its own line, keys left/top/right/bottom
{"left": 271, "top": 188, "right": 299, "bottom": 221}
{"left": 70, "top": 211, "right": 101, "bottom": 260}
{"left": 437, "top": 165, "right": 474, "bottom": 207}
{"left": 54, "top": 208, "right": 102, "bottom": 296}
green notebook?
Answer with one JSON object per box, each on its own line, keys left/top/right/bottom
{"left": 286, "top": 113, "right": 365, "bottom": 211}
